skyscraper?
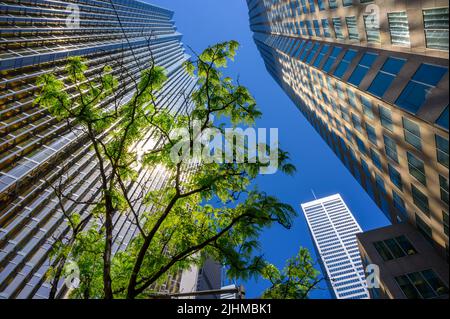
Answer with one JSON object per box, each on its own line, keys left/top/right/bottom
{"left": 248, "top": 0, "right": 449, "bottom": 263}
{"left": 0, "top": 0, "right": 195, "bottom": 298}
{"left": 301, "top": 194, "right": 369, "bottom": 299}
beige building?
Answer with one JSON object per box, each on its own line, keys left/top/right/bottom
{"left": 247, "top": 0, "right": 449, "bottom": 297}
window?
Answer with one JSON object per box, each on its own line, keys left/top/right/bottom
{"left": 322, "top": 46, "right": 342, "bottom": 72}
{"left": 384, "top": 134, "right": 398, "bottom": 163}
{"left": 308, "top": 0, "right": 316, "bottom": 13}
{"left": 392, "top": 190, "right": 407, "bottom": 216}
{"left": 306, "top": 43, "right": 320, "bottom": 64}
{"left": 334, "top": 49, "right": 358, "bottom": 78}
{"left": 313, "top": 20, "right": 321, "bottom": 36}
{"left": 306, "top": 20, "right": 313, "bottom": 36}
{"left": 368, "top": 57, "right": 406, "bottom": 98}
{"left": 435, "top": 134, "right": 449, "bottom": 168}
{"left": 370, "top": 149, "right": 382, "bottom": 169}
{"left": 374, "top": 236, "right": 417, "bottom": 261}
{"left": 318, "top": 0, "right": 326, "bottom": 11}
{"left": 388, "top": 164, "right": 403, "bottom": 190}
{"left": 346, "top": 16, "right": 359, "bottom": 40}
{"left": 352, "top": 114, "right": 363, "bottom": 132}
{"left": 361, "top": 96, "right": 374, "bottom": 119}
{"left": 423, "top": 8, "right": 449, "bottom": 51}
{"left": 388, "top": 12, "right": 410, "bottom": 46}
{"left": 444, "top": 211, "right": 449, "bottom": 237}
{"left": 332, "top": 17, "right": 345, "bottom": 39}
{"left": 396, "top": 270, "right": 448, "bottom": 299}
{"left": 348, "top": 52, "right": 378, "bottom": 86}
{"left": 439, "top": 175, "right": 449, "bottom": 205}
{"left": 412, "top": 186, "right": 430, "bottom": 216}
{"left": 355, "top": 136, "right": 367, "bottom": 154}
{"left": 403, "top": 118, "right": 422, "bottom": 150}
{"left": 407, "top": 152, "right": 427, "bottom": 186}
{"left": 321, "top": 19, "right": 331, "bottom": 37}
{"left": 329, "top": 0, "right": 338, "bottom": 9}
{"left": 366, "top": 124, "right": 377, "bottom": 145}
{"left": 396, "top": 64, "right": 448, "bottom": 114}
{"left": 379, "top": 106, "right": 394, "bottom": 131}
{"left": 347, "top": 88, "right": 357, "bottom": 108}
{"left": 435, "top": 106, "right": 449, "bottom": 130}
{"left": 364, "top": 14, "right": 381, "bottom": 43}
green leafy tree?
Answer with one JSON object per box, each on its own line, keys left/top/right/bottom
{"left": 261, "top": 248, "right": 321, "bottom": 299}
{"left": 37, "top": 40, "right": 305, "bottom": 299}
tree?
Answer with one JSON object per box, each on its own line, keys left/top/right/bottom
{"left": 37, "top": 40, "right": 302, "bottom": 299}
{"left": 261, "top": 248, "right": 321, "bottom": 299}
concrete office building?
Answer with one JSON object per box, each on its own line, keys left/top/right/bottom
{"left": 0, "top": 0, "right": 196, "bottom": 298}
{"left": 247, "top": 0, "right": 449, "bottom": 271}
{"left": 357, "top": 223, "right": 449, "bottom": 299}
{"left": 302, "top": 194, "right": 370, "bottom": 299}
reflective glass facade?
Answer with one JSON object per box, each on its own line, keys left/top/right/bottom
{"left": 0, "top": 0, "right": 195, "bottom": 298}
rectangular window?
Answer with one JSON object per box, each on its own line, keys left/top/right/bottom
{"left": 407, "top": 152, "right": 427, "bottom": 186}
{"left": 392, "top": 190, "right": 407, "bottom": 216}
{"left": 396, "top": 270, "right": 448, "bottom": 299}
{"left": 435, "top": 106, "right": 449, "bottom": 130}
{"left": 388, "top": 164, "right": 403, "bottom": 191}
{"left": 423, "top": 8, "right": 449, "bottom": 51}
{"left": 322, "top": 19, "right": 331, "bottom": 37}
{"left": 355, "top": 136, "right": 367, "bottom": 155}
{"left": 348, "top": 52, "right": 378, "bottom": 86}
{"left": 370, "top": 149, "right": 382, "bottom": 169}
{"left": 384, "top": 134, "right": 398, "bottom": 163}
{"left": 313, "top": 20, "right": 321, "bottom": 36}
{"left": 308, "top": 0, "right": 316, "bottom": 13}
{"left": 352, "top": 114, "right": 363, "bottom": 132}
{"left": 379, "top": 106, "right": 394, "bottom": 131}
{"left": 333, "top": 17, "right": 345, "bottom": 39}
{"left": 347, "top": 88, "right": 357, "bottom": 109}
{"left": 329, "top": 0, "right": 338, "bottom": 9}
{"left": 436, "top": 134, "right": 449, "bottom": 168}
{"left": 364, "top": 14, "right": 381, "bottom": 43}
{"left": 306, "top": 43, "right": 321, "bottom": 64}
{"left": 346, "top": 16, "right": 359, "bottom": 40}
{"left": 361, "top": 96, "right": 374, "bottom": 119}
{"left": 403, "top": 118, "right": 422, "bottom": 150}
{"left": 318, "top": 0, "right": 326, "bottom": 11}
{"left": 444, "top": 211, "right": 449, "bottom": 237}
{"left": 366, "top": 124, "right": 377, "bottom": 145}
{"left": 412, "top": 186, "right": 430, "bottom": 216}
{"left": 334, "top": 49, "right": 358, "bottom": 78}
{"left": 322, "top": 46, "right": 342, "bottom": 72}
{"left": 388, "top": 12, "right": 411, "bottom": 46}
{"left": 306, "top": 20, "right": 314, "bottom": 36}
{"left": 368, "top": 57, "right": 406, "bottom": 98}
{"left": 395, "top": 64, "right": 448, "bottom": 114}
{"left": 439, "top": 175, "right": 449, "bottom": 205}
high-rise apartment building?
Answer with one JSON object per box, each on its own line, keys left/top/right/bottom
{"left": 248, "top": 0, "right": 449, "bottom": 262}
{"left": 0, "top": 0, "right": 196, "bottom": 298}
{"left": 301, "top": 194, "right": 370, "bottom": 299}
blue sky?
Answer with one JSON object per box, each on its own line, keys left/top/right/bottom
{"left": 146, "top": 0, "right": 390, "bottom": 298}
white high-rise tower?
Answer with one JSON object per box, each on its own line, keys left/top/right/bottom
{"left": 301, "top": 194, "right": 370, "bottom": 299}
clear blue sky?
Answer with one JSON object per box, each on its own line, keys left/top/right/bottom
{"left": 146, "top": 0, "right": 390, "bottom": 299}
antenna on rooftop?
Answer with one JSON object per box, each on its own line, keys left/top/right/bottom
{"left": 311, "top": 189, "right": 317, "bottom": 200}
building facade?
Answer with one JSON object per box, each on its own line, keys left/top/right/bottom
{"left": 301, "top": 194, "right": 370, "bottom": 299}
{"left": 248, "top": 0, "right": 449, "bottom": 263}
{"left": 357, "top": 222, "right": 449, "bottom": 299}
{"left": 0, "top": 0, "right": 196, "bottom": 298}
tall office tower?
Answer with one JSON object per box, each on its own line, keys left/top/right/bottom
{"left": 247, "top": 1, "right": 449, "bottom": 263}
{"left": 0, "top": 1, "right": 196, "bottom": 298}
{"left": 301, "top": 194, "right": 370, "bottom": 299}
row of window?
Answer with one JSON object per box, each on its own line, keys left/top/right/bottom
{"left": 271, "top": 4, "right": 449, "bottom": 51}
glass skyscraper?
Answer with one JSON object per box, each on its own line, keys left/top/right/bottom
{"left": 301, "top": 194, "right": 370, "bottom": 299}
{"left": 247, "top": 0, "right": 449, "bottom": 264}
{"left": 0, "top": 0, "right": 195, "bottom": 298}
